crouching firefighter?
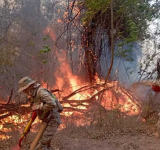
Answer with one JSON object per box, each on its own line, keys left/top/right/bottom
{"left": 18, "top": 76, "right": 63, "bottom": 150}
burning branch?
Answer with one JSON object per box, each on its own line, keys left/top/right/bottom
{"left": 62, "top": 83, "right": 104, "bottom": 100}
{"left": 0, "top": 113, "right": 12, "bottom": 120}
{"left": 62, "top": 107, "right": 87, "bottom": 113}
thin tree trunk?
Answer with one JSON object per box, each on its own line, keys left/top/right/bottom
{"left": 99, "top": 0, "right": 114, "bottom": 102}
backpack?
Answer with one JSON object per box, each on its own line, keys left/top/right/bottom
{"left": 52, "top": 94, "right": 63, "bottom": 113}
{"left": 35, "top": 87, "right": 63, "bottom": 113}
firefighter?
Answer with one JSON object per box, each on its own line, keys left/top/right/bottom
{"left": 157, "top": 58, "right": 160, "bottom": 80}
{"left": 18, "top": 76, "right": 63, "bottom": 150}
{"left": 152, "top": 58, "right": 160, "bottom": 80}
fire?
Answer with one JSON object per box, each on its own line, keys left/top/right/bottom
{"left": 57, "top": 19, "right": 62, "bottom": 23}
{"left": 49, "top": 50, "right": 139, "bottom": 118}
{"left": 0, "top": 111, "right": 39, "bottom": 140}
{"left": 0, "top": 2, "right": 140, "bottom": 141}
{"left": 0, "top": 61, "right": 140, "bottom": 140}
{"left": 101, "top": 86, "right": 139, "bottom": 115}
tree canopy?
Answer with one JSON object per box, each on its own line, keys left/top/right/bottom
{"left": 81, "top": 0, "right": 160, "bottom": 43}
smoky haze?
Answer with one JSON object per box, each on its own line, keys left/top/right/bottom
{"left": 0, "top": 0, "right": 158, "bottom": 103}
{"left": 0, "top": 0, "right": 83, "bottom": 101}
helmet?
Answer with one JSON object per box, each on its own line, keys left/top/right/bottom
{"left": 18, "top": 76, "right": 36, "bottom": 92}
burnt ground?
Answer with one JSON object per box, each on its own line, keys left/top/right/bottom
{"left": 2, "top": 128, "right": 160, "bottom": 150}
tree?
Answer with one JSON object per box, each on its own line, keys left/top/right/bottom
{"left": 80, "top": 0, "right": 160, "bottom": 83}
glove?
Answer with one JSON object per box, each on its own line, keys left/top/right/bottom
{"left": 32, "top": 103, "right": 43, "bottom": 111}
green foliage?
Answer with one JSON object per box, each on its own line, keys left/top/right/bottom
{"left": 43, "top": 60, "right": 48, "bottom": 64}
{"left": 116, "top": 42, "right": 134, "bottom": 60}
{"left": 43, "top": 35, "right": 49, "bottom": 41}
{"left": 116, "top": 49, "right": 131, "bottom": 58}
{"left": 81, "top": 0, "right": 159, "bottom": 43}
{"left": 126, "top": 57, "right": 134, "bottom": 62}
{"left": 27, "top": 41, "right": 35, "bottom": 46}
{"left": 116, "top": 47, "right": 134, "bottom": 61}
{"left": 130, "top": 71, "right": 133, "bottom": 74}
{"left": 39, "top": 45, "right": 51, "bottom": 64}
{"left": 81, "top": 0, "right": 111, "bottom": 23}
{"left": 39, "top": 45, "right": 51, "bottom": 54}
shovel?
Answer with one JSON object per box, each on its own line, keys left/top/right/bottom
{"left": 10, "top": 111, "right": 37, "bottom": 150}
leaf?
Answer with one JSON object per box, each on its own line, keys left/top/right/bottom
{"left": 39, "top": 45, "right": 51, "bottom": 54}
{"left": 27, "top": 41, "right": 34, "bottom": 46}
{"left": 130, "top": 71, "right": 133, "bottom": 74}
{"left": 43, "top": 60, "right": 48, "bottom": 64}
{"left": 43, "top": 35, "right": 49, "bottom": 41}
{"left": 118, "top": 43, "right": 124, "bottom": 47}
{"left": 126, "top": 58, "right": 134, "bottom": 62}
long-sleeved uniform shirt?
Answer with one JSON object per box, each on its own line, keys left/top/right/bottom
{"left": 31, "top": 86, "right": 62, "bottom": 124}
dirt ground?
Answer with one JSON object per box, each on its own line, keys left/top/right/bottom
{"left": 1, "top": 132, "right": 160, "bottom": 150}
{"left": 1, "top": 122, "right": 160, "bottom": 150}
{"left": 53, "top": 134, "right": 160, "bottom": 150}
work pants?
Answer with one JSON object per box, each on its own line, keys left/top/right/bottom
{"left": 34, "top": 120, "right": 59, "bottom": 150}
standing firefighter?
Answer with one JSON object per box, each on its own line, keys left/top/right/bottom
{"left": 157, "top": 58, "right": 160, "bottom": 80}
{"left": 18, "top": 76, "right": 63, "bottom": 150}
{"left": 152, "top": 58, "right": 160, "bottom": 80}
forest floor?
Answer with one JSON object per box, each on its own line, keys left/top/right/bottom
{"left": 1, "top": 105, "right": 160, "bottom": 150}
{"left": 52, "top": 133, "right": 160, "bottom": 150}
{"left": 1, "top": 124, "right": 160, "bottom": 150}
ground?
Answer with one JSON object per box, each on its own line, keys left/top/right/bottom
{"left": 1, "top": 112, "right": 160, "bottom": 150}
{"left": 2, "top": 129, "right": 160, "bottom": 150}
{"left": 51, "top": 132, "right": 160, "bottom": 150}
{"left": 53, "top": 134, "right": 160, "bottom": 150}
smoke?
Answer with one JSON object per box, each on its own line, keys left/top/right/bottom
{"left": 0, "top": 0, "right": 63, "bottom": 100}
{"left": 100, "top": 37, "right": 142, "bottom": 88}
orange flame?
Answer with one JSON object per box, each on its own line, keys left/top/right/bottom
{"left": 0, "top": 5, "right": 140, "bottom": 140}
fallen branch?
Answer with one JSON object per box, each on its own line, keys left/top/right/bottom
{"left": 62, "top": 83, "right": 107, "bottom": 100}
{"left": 0, "top": 113, "right": 12, "bottom": 120}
